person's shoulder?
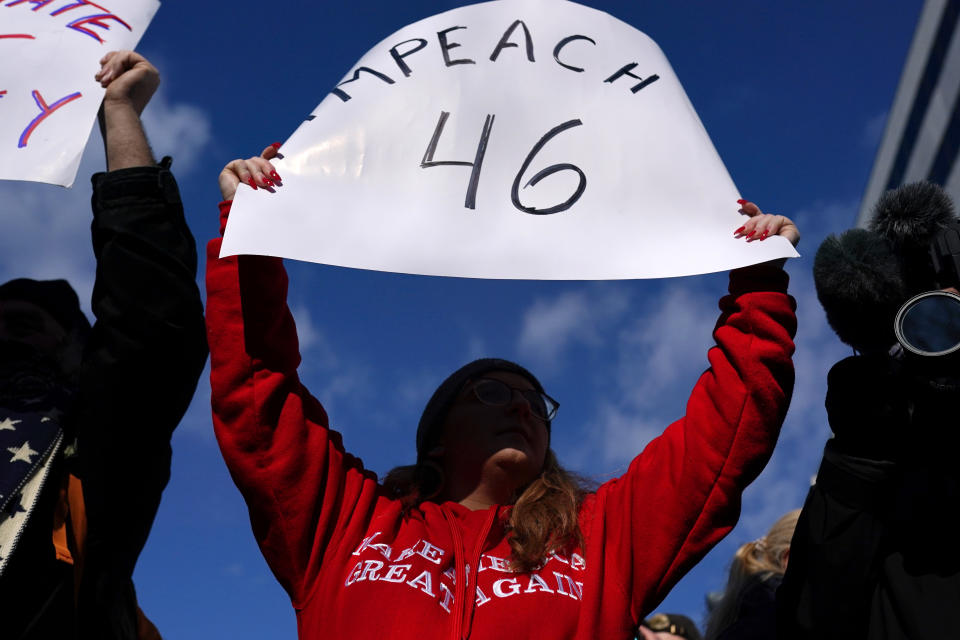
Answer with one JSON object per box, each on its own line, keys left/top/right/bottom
{"left": 740, "top": 573, "right": 780, "bottom": 608}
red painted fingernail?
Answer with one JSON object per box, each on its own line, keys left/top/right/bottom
{"left": 262, "top": 178, "right": 274, "bottom": 187}
{"left": 734, "top": 226, "right": 745, "bottom": 235}
{"left": 746, "top": 230, "right": 756, "bottom": 238}
{"left": 760, "top": 230, "right": 769, "bottom": 240}
{"left": 737, "top": 199, "right": 748, "bottom": 205}
{"left": 271, "top": 142, "right": 282, "bottom": 149}
{"left": 270, "top": 171, "right": 281, "bottom": 182}
{"left": 247, "top": 178, "right": 258, "bottom": 190}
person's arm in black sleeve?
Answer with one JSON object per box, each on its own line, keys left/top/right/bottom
{"left": 72, "top": 50, "right": 208, "bottom": 640}
{"left": 777, "top": 354, "right": 905, "bottom": 640}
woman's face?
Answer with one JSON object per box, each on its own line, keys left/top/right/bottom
{"left": 437, "top": 370, "right": 550, "bottom": 492}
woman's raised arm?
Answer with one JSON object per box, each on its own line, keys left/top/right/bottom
{"left": 580, "top": 201, "right": 800, "bottom": 628}
{"left": 206, "top": 150, "right": 380, "bottom": 606}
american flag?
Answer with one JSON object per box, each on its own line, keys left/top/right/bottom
{"left": 0, "top": 407, "right": 62, "bottom": 574}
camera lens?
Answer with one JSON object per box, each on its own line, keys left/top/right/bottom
{"left": 894, "top": 291, "right": 960, "bottom": 356}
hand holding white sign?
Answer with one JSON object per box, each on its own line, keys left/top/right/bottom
{"left": 96, "top": 49, "right": 159, "bottom": 170}
{"left": 219, "top": 144, "right": 284, "bottom": 201}
{"left": 97, "top": 49, "right": 159, "bottom": 116}
{"left": 222, "top": 0, "right": 800, "bottom": 279}
{"left": 0, "top": 0, "right": 160, "bottom": 187}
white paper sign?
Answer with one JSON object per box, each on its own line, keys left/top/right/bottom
{"left": 0, "top": 0, "right": 160, "bottom": 187}
{"left": 222, "top": 0, "right": 798, "bottom": 280}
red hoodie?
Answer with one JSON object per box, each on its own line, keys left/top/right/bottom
{"left": 206, "top": 201, "right": 796, "bottom": 640}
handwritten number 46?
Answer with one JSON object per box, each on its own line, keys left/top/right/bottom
{"left": 421, "top": 111, "right": 586, "bottom": 214}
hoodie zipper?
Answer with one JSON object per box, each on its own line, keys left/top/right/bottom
{"left": 441, "top": 504, "right": 499, "bottom": 640}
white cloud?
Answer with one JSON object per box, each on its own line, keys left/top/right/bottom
{"left": 543, "top": 280, "right": 719, "bottom": 470}
{"left": 519, "top": 291, "right": 591, "bottom": 363}
{"left": 295, "top": 347, "right": 375, "bottom": 431}
{"left": 614, "top": 284, "right": 716, "bottom": 410}
{"left": 319, "top": 367, "right": 373, "bottom": 409}
{"left": 578, "top": 283, "right": 716, "bottom": 468}
{"left": 518, "top": 285, "right": 630, "bottom": 366}
{"left": 395, "top": 368, "right": 442, "bottom": 414}
{"left": 465, "top": 334, "right": 488, "bottom": 362}
{"left": 286, "top": 299, "right": 379, "bottom": 424}
{"left": 140, "top": 88, "right": 212, "bottom": 173}
{"left": 289, "top": 303, "right": 324, "bottom": 356}
{"left": 738, "top": 465, "right": 806, "bottom": 539}
{"left": 594, "top": 401, "right": 665, "bottom": 471}
{"left": 791, "top": 196, "right": 860, "bottom": 239}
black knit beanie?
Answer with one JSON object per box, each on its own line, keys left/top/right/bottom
{"left": 0, "top": 278, "right": 91, "bottom": 336}
{"left": 416, "top": 358, "right": 549, "bottom": 461}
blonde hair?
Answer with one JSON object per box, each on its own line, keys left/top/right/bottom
{"left": 382, "top": 449, "right": 593, "bottom": 572}
{"left": 704, "top": 509, "right": 801, "bottom": 640}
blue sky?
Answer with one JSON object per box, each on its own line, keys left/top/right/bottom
{"left": 0, "top": 0, "right": 924, "bottom": 636}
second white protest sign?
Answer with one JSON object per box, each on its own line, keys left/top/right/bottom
{"left": 0, "top": 0, "right": 160, "bottom": 187}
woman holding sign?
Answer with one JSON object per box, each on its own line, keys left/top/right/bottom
{"left": 206, "top": 145, "right": 799, "bottom": 639}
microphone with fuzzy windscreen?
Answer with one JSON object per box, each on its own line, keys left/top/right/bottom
{"left": 815, "top": 181, "right": 960, "bottom": 359}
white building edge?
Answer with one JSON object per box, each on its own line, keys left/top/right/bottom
{"left": 858, "top": 0, "right": 960, "bottom": 227}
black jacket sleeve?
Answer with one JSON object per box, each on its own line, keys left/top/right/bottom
{"left": 776, "top": 440, "right": 895, "bottom": 640}
{"left": 72, "top": 161, "right": 207, "bottom": 639}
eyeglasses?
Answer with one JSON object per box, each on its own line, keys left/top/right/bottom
{"left": 470, "top": 378, "right": 559, "bottom": 422}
